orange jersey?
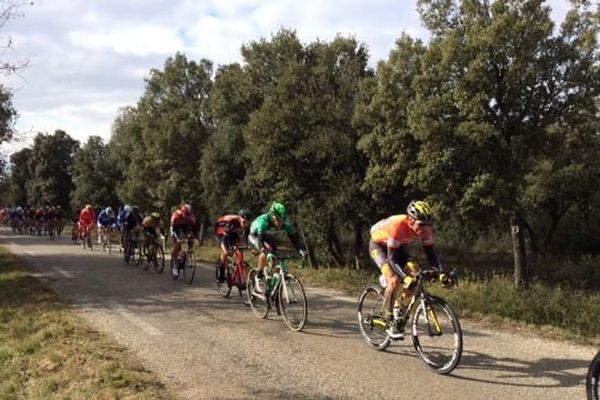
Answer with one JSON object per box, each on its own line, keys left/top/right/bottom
{"left": 370, "top": 214, "right": 434, "bottom": 248}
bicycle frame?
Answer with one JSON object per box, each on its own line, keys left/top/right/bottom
{"left": 228, "top": 246, "right": 248, "bottom": 287}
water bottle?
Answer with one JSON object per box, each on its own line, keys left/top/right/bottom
{"left": 379, "top": 275, "right": 387, "bottom": 288}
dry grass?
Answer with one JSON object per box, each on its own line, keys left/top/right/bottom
{"left": 0, "top": 246, "right": 172, "bottom": 400}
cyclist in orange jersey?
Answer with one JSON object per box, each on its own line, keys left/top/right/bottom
{"left": 369, "top": 200, "right": 450, "bottom": 339}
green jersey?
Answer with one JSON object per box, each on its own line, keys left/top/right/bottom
{"left": 250, "top": 213, "right": 296, "bottom": 235}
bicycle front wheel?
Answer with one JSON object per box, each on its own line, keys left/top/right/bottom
{"left": 182, "top": 251, "right": 196, "bottom": 284}
{"left": 139, "top": 244, "right": 149, "bottom": 270}
{"left": 153, "top": 244, "right": 165, "bottom": 274}
{"left": 411, "top": 295, "right": 463, "bottom": 374}
{"left": 357, "top": 285, "right": 390, "bottom": 351}
{"left": 587, "top": 351, "right": 600, "bottom": 400}
{"left": 219, "top": 262, "right": 233, "bottom": 298}
{"left": 279, "top": 273, "right": 307, "bottom": 332}
{"left": 247, "top": 268, "right": 269, "bottom": 319}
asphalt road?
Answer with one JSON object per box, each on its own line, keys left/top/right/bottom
{"left": 0, "top": 229, "right": 595, "bottom": 400}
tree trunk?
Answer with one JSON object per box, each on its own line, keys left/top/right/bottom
{"left": 300, "top": 227, "right": 318, "bottom": 269}
{"left": 327, "top": 220, "right": 344, "bottom": 267}
{"left": 511, "top": 214, "right": 528, "bottom": 289}
{"left": 354, "top": 221, "right": 364, "bottom": 270}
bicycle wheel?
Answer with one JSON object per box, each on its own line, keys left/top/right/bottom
{"left": 587, "top": 351, "right": 600, "bottom": 400}
{"left": 153, "top": 244, "right": 165, "bottom": 274}
{"left": 357, "top": 285, "right": 391, "bottom": 351}
{"left": 411, "top": 295, "right": 463, "bottom": 374}
{"left": 182, "top": 251, "right": 196, "bottom": 284}
{"left": 279, "top": 273, "right": 307, "bottom": 332}
{"left": 247, "top": 268, "right": 269, "bottom": 319}
{"left": 219, "top": 262, "right": 233, "bottom": 298}
{"left": 140, "top": 244, "right": 149, "bottom": 270}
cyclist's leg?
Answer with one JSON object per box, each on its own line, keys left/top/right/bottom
{"left": 369, "top": 241, "right": 400, "bottom": 317}
{"left": 217, "top": 236, "right": 230, "bottom": 283}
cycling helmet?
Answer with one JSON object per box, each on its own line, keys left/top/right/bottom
{"left": 85, "top": 204, "right": 92, "bottom": 210}
{"left": 151, "top": 211, "right": 160, "bottom": 219}
{"left": 106, "top": 207, "right": 113, "bottom": 215}
{"left": 269, "top": 202, "right": 287, "bottom": 219}
{"left": 124, "top": 205, "right": 132, "bottom": 213}
{"left": 407, "top": 200, "right": 434, "bottom": 224}
{"left": 239, "top": 208, "right": 253, "bottom": 220}
{"left": 180, "top": 203, "right": 191, "bottom": 215}
{"left": 16, "top": 206, "right": 22, "bottom": 213}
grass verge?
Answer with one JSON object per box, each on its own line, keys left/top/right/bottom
{"left": 292, "top": 264, "right": 600, "bottom": 346}
{"left": 0, "top": 246, "right": 171, "bottom": 400}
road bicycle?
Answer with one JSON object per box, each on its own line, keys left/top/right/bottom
{"left": 100, "top": 226, "right": 114, "bottom": 254}
{"left": 122, "top": 229, "right": 140, "bottom": 264}
{"left": 247, "top": 253, "right": 308, "bottom": 332}
{"left": 80, "top": 224, "right": 93, "bottom": 250}
{"left": 47, "top": 219, "right": 56, "bottom": 240}
{"left": 139, "top": 234, "right": 165, "bottom": 273}
{"left": 587, "top": 351, "right": 600, "bottom": 400}
{"left": 217, "top": 245, "right": 249, "bottom": 299}
{"left": 357, "top": 269, "right": 463, "bottom": 374}
{"left": 171, "top": 234, "right": 196, "bottom": 284}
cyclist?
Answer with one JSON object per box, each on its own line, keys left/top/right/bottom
{"left": 214, "top": 208, "right": 254, "bottom": 284}
{"left": 45, "top": 206, "right": 57, "bottom": 236}
{"left": 78, "top": 204, "right": 96, "bottom": 243}
{"left": 169, "top": 203, "right": 197, "bottom": 277}
{"left": 121, "top": 205, "right": 143, "bottom": 249}
{"left": 248, "top": 202, "right": 305, "bottom": 293}
{"left": 142, "top": 211, "right": 165, "bottom": 250}
{"left": 97, "top": 207, "right": 116, "bottom": 245}
{"left": 368, "top": 199, "right": 450, "bottom": 339}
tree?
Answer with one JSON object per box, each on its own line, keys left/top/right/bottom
{"left": 242, "top": 31, "right": 372, "bottom": 266}
{"left": 70, "top": 136, "right": 121, "bottom": 210}
{"left": 0, "top": 86, "right": 16, "bottom": 144}
{"left": 410, "top": 0, "right": 600, "bottom": 288}
{"left": 8, "top": 147, "right": 31, "bottom": 206}
{"left": 27, "top": 130, "right": 79, "bottom": 208}
{"left": 109, "top": 53, "right": 213, "bottom": 218}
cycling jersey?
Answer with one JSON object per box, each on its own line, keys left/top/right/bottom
{"left": 369, "top": 214, "right": 440, "bottom": 277}
{"left": 79, "top": 208, "right": 96, "bottom": 228}
{"left": 248, "top": 213, "right": 301, "bottom": 252}
{"left": 170, "top": 210, "right": 196, "bottom": 237}
{"left": 215, "top": 214, "right": 246, "bottom": 237}
{"left": 97, "top": 209, "right": 116, "bottom": 227}
{"left": 370, "top": 214, "right": 434, "bottom": 248}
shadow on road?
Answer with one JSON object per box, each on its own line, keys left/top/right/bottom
{"left": 453, "top": 348, "right": 586, "bottom": 388}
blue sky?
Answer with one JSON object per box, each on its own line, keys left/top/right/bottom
{"left": 0, "top": 0, "right": 571, "bottom": 154}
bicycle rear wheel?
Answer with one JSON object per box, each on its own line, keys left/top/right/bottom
{"left": 247, "top": 268, "right": 269, "bottom": 318}
{"left": 357, "top": 285, "right": 390, "bottom": 351}
{"left": 219, "top": 262, "right": 233, "bottom": 298}
{"left": 140, "top": 244, "right": 149, "bottom": 270}
{"left": 279, "top": 273, "right": 307, "bottom": 332}
{"left": 587, "top": 351, "right": 600, "bottom": 400}
{"left": 411, "top": 296, "right": 463, "bottom": 374}
{"left": 182, "top": 251, "right": 196, "bottom": 284}
{"left": 153, "top": 244, "right": 165, "bottom": 274}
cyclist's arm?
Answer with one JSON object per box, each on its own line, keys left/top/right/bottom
{"left": 424, "top": 245, "right": 442, "bottom": 271}
{"left": 387, "top": 245, "right": 412, "bottom": 279}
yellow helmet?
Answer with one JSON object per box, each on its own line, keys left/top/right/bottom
{"left": 407, "top": 200, "right": 433, "bottom": 224}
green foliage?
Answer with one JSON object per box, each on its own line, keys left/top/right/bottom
{"left": 8, "top": 147, "right": 32, "bottom": 206}
{"left": 0, "top": 85, "right": 16, "bottom": 144}
{"left": 70, "top": 136, "right": 121, "bottom": 210}
{"left": 109, "top": 53, "right": 213, "bottom": 217}
{"left": 25, "top": 130, "right": 79, "bottom": 209}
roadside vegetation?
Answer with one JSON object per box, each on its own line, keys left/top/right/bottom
{"left": 0, "top": 246, "right": 171, "bottom": 400}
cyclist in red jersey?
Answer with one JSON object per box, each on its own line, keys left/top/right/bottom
{"left": 214, "top": 208, "right": 253, "bottom": 283}
{"left": 79, "top": 204, "right": 97, "bottom": 241}
{"left": 170, "top": 203, "right": 197, "bottom": 276}
{"left": 369, "top": 200, "right": 450, "bottom": 339}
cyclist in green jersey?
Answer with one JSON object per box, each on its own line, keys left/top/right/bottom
{"left": 247, "top": 202, "right": 306, "bottom": 293}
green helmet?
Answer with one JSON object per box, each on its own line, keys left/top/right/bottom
{"left": 269, "top": 202, "right": 287, "bottom": 219}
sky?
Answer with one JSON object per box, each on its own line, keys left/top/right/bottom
{"left": 0, "top": 0, "right": 571, "bottom": 155}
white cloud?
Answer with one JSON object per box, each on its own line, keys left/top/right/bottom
{"left": 1, "top": 0, "right": 574, "bottom": 153}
